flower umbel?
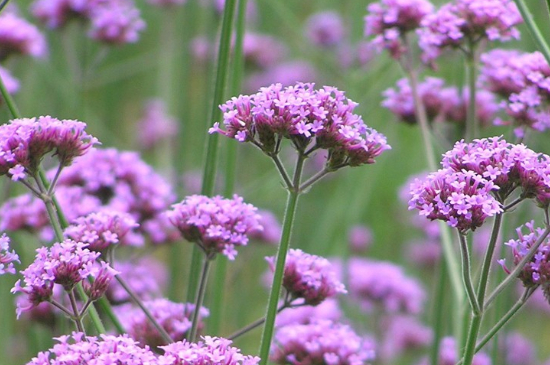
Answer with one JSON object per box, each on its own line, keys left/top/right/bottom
{"left": 0, "top": 233, "right": 19, "bottom": 275}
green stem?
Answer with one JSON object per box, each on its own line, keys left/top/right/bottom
{"left": 465, "top": 44, "right": 477, "bottom": 141}
{"left": 476, "top": 214, "right": 502, "bottom": 310}
{"left": 189, "top": 256, "right": 212, "bottom": 342}
{"left": 269, "top": 154, "right": 293, "bottom": 190}
{"left": 429, "top": 259, "right": 446, "bottom": 365}
{"left": 258, "top": 155, "right": 304, "bottom": 364}
{"left": 458, "top": 232, "right": 481, "bottom": 315}
{"left": 68, "top": 289, "right": 85, "bottom": 333}
{"left": 0, "top": 63, "right": 21, "bottom": 119}
{"left": 187, "top": 0, "right": 237, "bottom": 304}
{"left": 485, "top": 225, "right": 550, "bottom": 307}
{"left": 75, "top": 283, "right": 106, "bottom": 334}
{"left": 115, "top": 275, "right": 173, "bottom": 344}
{"left": 514, "top": 0, "right": 550, "bottom": 65}
{"left": 228, "top": 301, "right": 290, "bottom": 340}
{"left": 461, "top": 313, "right": 483, "bottom": 365}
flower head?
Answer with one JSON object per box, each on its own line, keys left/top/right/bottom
{"left": 88, "top": 1, "right": 146, "bottom": 44}
{"left": 0, "top": 11, "right": 47, "bottom": 61}
{"left": 211, "top": 82, "right": 390, "bottom": 168}
{"left": 409, "top": 168, "right": 502, "bottom": 232}
{"left": 167, "top": 194, "right": 263, "bottom": 259}
{"left": 271, "top": 319, "right": 376, "bottom": 365}
{"left": 266, "top": 249, "right": 346, "bottom": 305}
{"left": 11, "top": 240, "right": 116, "bottom": 318}
{"left": 137, "top": 99, "right": 179, "bottom": 150}
{"left": 159, "top": 336, "right": 260, "bottom": 365}
{"left": 0, "top": 116, "right": 98, "bottom": 180}
{"left": 305, "top": 11, "right": 346, "bottom": 48}
{"left": 0, "top": 233, "right": 19, "bottom": 275}
{"left": 25, "top": 332, "right": 158, "bottom": 365}
{"left": 117, "top": 299, "right": 209, "bottom": 349}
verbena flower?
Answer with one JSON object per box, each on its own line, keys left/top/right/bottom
{"left": 500, "top": 332, "right": 537, "bottom": 365}
{"left": 500, "top": 221, "right": 550, "bottom": 294}
{"left": 416, "top": 337, "right": 490, "bottom": 365}
{"left": 137, "top": 99, "right": 179, "bottom": 150}
{"left": 265, "top": 248, "right": 346, "bottom": 305}
{"left": 53, "top": 148, "right": 178, "bottom": 245}
{"left": 88, "top": 1, "right": 146, "bottom": 44}
{"left": 244, "top": 62, "right": 317, "bottom": 94}
{"left": 348, "top": 224, "right": 373, "bottom": 253}
{"left": 63, "top": 210, "right": 139, "bottom": 252}
{"left": 364, "top": 0, "right": 434, "bottom": 59}
{"left": 275, "top": 298, "right": 342, "bottom": 327}
{"left": 0, "top": 116, "right": 98, "bottom": 181}
{"left": 305, "top": 11, "right": 346, "bottom": 48}
{"left": 31, "top": 0, "right": 92, "bottom": 29}
{"left": 271, "top": 319, "right": 376, "bottom": 365}
{"left": 25, "top": 332, "right": 158, "bottom": 364}
{"left": 107, "top": 257, "right": 167, "bottom": 304}
{"left": 441, "top": 137, "right": 550, "bottom": 206}
{"left": 243, "top": 32, "right": 287, "bottom": 69}
{"left": 345, "top": 258, "right": 426, "bottom": 314}
{"left": 418, "top": 0, "right": 521, "bottom": 62}
{"left": 249, "top": 209, "right": 281, "bottom": 245}
{"left": 408, "top": 168, "right": 502, "bottom": 232}
{"left": 159, "top": 336, "right": 260, "bottom": 365}
{"left": 379, "top": 315, "right": 432, "bottom": 362}
{"left": 11, "top": 240, "right": 117, "bottom": 318}
{"left": 116, "top": 299, "right": 209, "bottom": 349}
{"left": 0, "top": 10, "right": 47, "bottom": 61}
{"left": 210, "top": 82, "right": 390, "bottom": 169}
{"left": 167, "top": 194, "right": 263, "bottom": 259}
{"left": 0, "top": 233, "right": 19, "bottom": 275}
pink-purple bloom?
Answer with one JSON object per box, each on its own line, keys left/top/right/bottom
{"left": 271, "top": 319, "right": 376, "bottom": 365}
{"left": 108, "top": 257, "right": 167, "bottom": 304}
{"left": 275, "top": 298, "right": 342, "bottom": 328}
{"left": 379, "top": 315, "right": 432, "bottom": 362}
{"left": 12, "top": 240, "right": 117, "bottom": 318}
{"left": 159, "top": 336, "right": 260, "bottom": 365}
{"left": 63, "top": 210, "right": 140, "bottom": 252}
{"left": 418, "top": 0, "right": 521, "bottom": 62}
{"left": 408, "top": 169, "right": 502, "bottom": 232}
{"left": 416, "top": 337, "right": 491, "bottom": 365}
{"left": 266, "top": 249, "right": 346, "bottom": 306}
{"left": 0, "top": 116, "right": 98, "bottom": 181}
{"left": 88, "top": 1, "right": 146, "bottom": 44}
{"left": 348, "top": 224, "right": 373, "bottom": 253}
{"left": 137, "top": 99, "right": 179, "bottom": 150}
{"left": 167, "top": 194, "right": 263, "bottom": 259}
{"left": 0, "top": 10, "right": 47, "bottom": 61}
{"left": 305, "top": 11, "right": 346, "bottom": 48}
{"left": 0, "top": 233, "right": 19, "bottom": 275}
{"left": 244, "top": 61, "right": 318, "bottom": 93}
{"left": 116, "top": 299, "right": 209, "bottom": 348}
{"left": 210, "top": 82, "right": 390, "bottom": 169}
{"left": 25, "top": 332, "right": 158, "bottom": 364}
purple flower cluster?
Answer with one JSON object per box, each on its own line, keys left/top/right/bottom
{"left": 167, "top": 194, "right": 263, "bottom": 259}
{"left": 26, "top": 332, "right": 158, "bottom": 365}
{"left": 12, "top": 240, "right": 117, "bottom": 318}
{"left": 137, "top": 99, "right": 179, "bottom": 150}
{"left": 379, "top": 315, "right": 432, "bottom": 362}
{"left": 0, "top": 116, "right": 98, "bottom": 181}
{"left": 418, "top": 0, "right": 521, "bottom": 62}
{"left": 416, "top": 337, "right": 490, "bottom": 365}
{"left": 275, "top": 298, "right": 342, "bottom": 327}
{"left": 243, "top": 32, "right": 287, "bottom": 70}
{"left": 364, "top": 0, "right": 434, "bottom": 58}
{"left": 249, "top": 209, "right": 281, "bottom": 244}
{"left": 31, "top": 0, "right": 145, "bottom": 45}
{"left": 345, "top": 258, "right": 426, "bottom": 314}
{"left": 63, "top": 210, "right": 140, "bottom": 252}
{"left": 480, "top": 49, "right": 550, "bottom": 137}
{"left": 53, "top": 148, "right": 178, "bottom": 245}
{"left": 271, "top": 319, "right": 376, "bottom": 365}
{"left": 441, "top": 137, "right": 550, "bottom": 206}
{"left": 244, "top": 61, "right": 318, "bottom": 94}
{"left": 408, "top": 169, "right": 502, "bottom": 232}
{"left": 210, "top": 82, "right": 390, "bottom": 168}
{"left": 116, "top": 299, "right": 209, "bottom": 348}
{"left": 500, "top": 332, "right": 537, "bottom": 365}
{"left": 266, "top": 248, "right": 346, "bottom": 306}
{"left": 500, "top": 221, "right": 550, "bottom": 290}
{"left": 160, "top": 336, "right": 260, "bottom": 365}
{"left": 348, "top": 224, "right": 373, "bottom": 253}
{"left": 305, "top": 11, "right": 346, "bottom": 48}
{"left": 0, "top": 233, "right": 19, "bottom": 275}
{"left": 0, "top": 10, "right": 47, "bottom": 61}
{"left": 0, "top": 66, "right": 20, "bottom": 99}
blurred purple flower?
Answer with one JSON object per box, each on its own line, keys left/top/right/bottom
{"left": 108, "top": 257, "right": 167, "bottom": 304}
{"left": 243, "top": 32, "right": 287, "bottom": 69}
{"left": 275, "top": 298, "right": 342, "bottom": 327}
{"left": 348, "top": 224, "right": 372, "bottom": 253}
{"left": 244, "top": 61, "right": 317, "bottom": 93}
{"left": 137, "top": 99, "right": 179, "bottom": 150}
{"left": 416, "top": 337, "right": 491, "bottom": 365}
{"left": 250, "top": 209, "right": 281, "bottom": 245}
{"left": 305, "top": 11, "right": 346, "bottom": 48}
{"left": 0, "top": 10, "right": 47, "bottom": 61}
{"left": 88, "top": 1, "right": 146, "bottom": 44}
{"left": 500, "top": 332, "right": 537, "bottom": 365}
{"left": 379, "top": 315, "right": 432, "bottom": 361}
{"left": 0, "top": 66, "right": 19, "bottom": 98}
{"left": 0, "top": 233, "right": 19, "bottom": 275}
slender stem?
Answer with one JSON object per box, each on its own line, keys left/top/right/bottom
{"left": 486, "top": 225, "right": 550, "bottom": 307}
{"left": 456, "top": 287, "right": 536, "bottom": 365}
{"left": 0, "top": 62, "right": 21, "bottom": 120}
{"left": 189, "top": 256, "right": 212, "bottom": 342}
{"left": 47, "top": 164, "right": 64, "bottom": 195}
{"left": 270, "top": 154, "right": 293, "bottom": 190}
{"left": 458, "top": 232, "right": 481, "bottom": 315}
{"left": 258, "top": 156, "right": 304, "bottom": 364}
{"left": 228, "top": 301, "right": 290, "bottom": 340}
{"left": 429, "top": 259, "right": 446, "bottom": 365}
{"left": 75, "top": 283, "right": 106, "bottom": 334}
{"left": 188, "top": 0, "right": 238, "bottom": 304}
{"left": 465, "top": 43, "right": 477, "bottom": 141}
{"left": 299, "top": 168, "right": 330, "bottom": 193}
{"left": 476, "top": 214, "right": 502, "bottom": 310}
{"left": 49, "top": 299, "right": 75, "bottom": 317}
{"left": 503, "top": 196, "right": 524, "bottom": 211}
{"left": 513, "top": 0, "right": 550, "bottom": 65}
{"left": 461, "top": 313, "right": 483, "bottom": 365}
{"left": 115, "top": 274, "right": 173, "bottom": 344}
{"left": 68, "top": 289, "right": 85, "bottom": 333}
